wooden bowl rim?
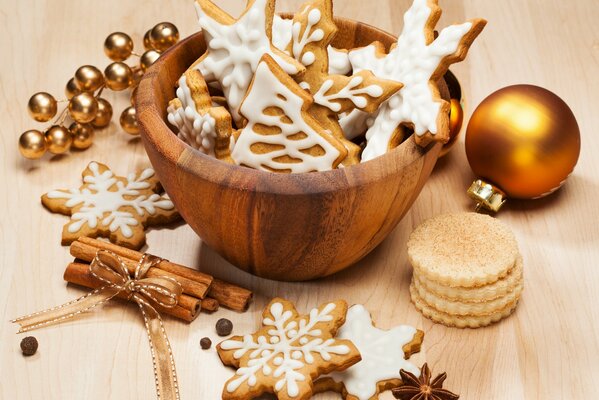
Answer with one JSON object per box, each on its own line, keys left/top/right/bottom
{"left": 137, "top": 16, "right": 440, "bottom": 196}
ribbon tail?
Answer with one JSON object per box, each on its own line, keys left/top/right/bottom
{"left": 137, "top": 300, "right": 180, "bottom": 400}
{"left": 11, "top": 286, "right": 121, "bottom": 333}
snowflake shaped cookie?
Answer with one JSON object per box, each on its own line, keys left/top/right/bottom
{"left": 217, "top": 298, "right": 361, "bottom": 400}
{"left": 42, "top": 162, "right": 179, "bottom": 250}
{"left": 316, "top": 304, "right": 423, "bottom": 400}
{"left": 167, "top": 69, "right": 233, "bottom": 161}
{"left": 348, "top": 0, "right": 486, "bottom": 160}
{"left": 193, "top": 0, "right": 305, "bottom": 125}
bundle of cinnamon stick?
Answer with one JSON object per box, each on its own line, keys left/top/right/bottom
{"left": 64, "top": 237, "right": 253, "bottom": 322}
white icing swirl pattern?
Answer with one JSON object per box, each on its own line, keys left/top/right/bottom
{"left": 220, "top": 301, "right": 351, "bottom": 398}
{"left": 349, "top": 0, "right": 476, "bottom": 161}
{"left": 313, "top": 76, "right": 384, "bottom": 113}
{"left": 194, "top": 0, "right": 302, "bottom": 124}
{"left": 324, "top": 304, "right": 420, "bottom": 400}
{"left": 47, "top": 162, "right": 174, "bottom": 238}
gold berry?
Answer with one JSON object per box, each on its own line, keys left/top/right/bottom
{"left": 69, "top": 92, "right": 99, "bottom": 124}
{"left": 104, "top": 32, "right": 134, "bottom": 62}
{"left": 27, "top": 92, "right": 57, "bottom": 122}
{"left": 74, "top": 65, "right": 104, "bottom": 92}
{"left": 18, "top": 130, "right": 47, "bottom": 159}
{"left": 45, "top": 125, "right": 73, "bottom": 154}
{"left": 143, "top": 29, "right": 154, "bottom": 50}
{"left": 104, "top": 62, "right": 133, "bottom": 91}
{"left": 92, "top": 98, "right": 113, "bottom": 128}
{"left": 69, "top": 122, "right": 94, "bottom": 150}
{"left": 130, "top": 85, "right": 138, "bottom": 106}
{"left": 149, "top": 22, "right": 179, "bottom": 52}
{"left": 131, "top": 66, "right": 144, "bottom": 87}
{"left": 65, "top": 77, "right": 81, "bottom": 100}
{"left": 120, "top": 106, "right": 139, "bottom": 135}
{"left": 139, "top": 50, "right": 161, "bottom": 72}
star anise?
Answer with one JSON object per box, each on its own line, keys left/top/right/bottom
{"left": 392, "top": 363, "right": 459, "bottom": 400}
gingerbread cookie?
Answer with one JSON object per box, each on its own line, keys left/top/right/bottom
{"left": 284, "top": 0, "right": 403, "bottom": 165}
{"left": 315, "top": 304, "right": 423, "bottom": 400}
{"left": 217, "top": 298, "right": 361, "bottom": 400}
{"left": 167, "top": 69, "right": 234, "bottom": 161}
{"left": 192, "top": 0, "right": 305, "bottom": 125}
{"left": 42, "top": 162, "right": 179, "bottom": 250}
{"left": 348, "top": 0, "right": 486, "bottom": 160}
{"left": 231, "top": 55, "right": 347, "bottom": 173}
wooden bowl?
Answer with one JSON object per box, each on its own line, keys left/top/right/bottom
{"left": 137, "top": 17, "right": 443, "bottom": 281}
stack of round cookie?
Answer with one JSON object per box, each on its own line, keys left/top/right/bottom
{"left": 407, "top": 212, "right": 524, "bottom": 328}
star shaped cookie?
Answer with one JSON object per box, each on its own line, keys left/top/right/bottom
{"left": 217, "top": 298, "right": 361, "bottom": 400}
{"left": 41, "top": 162, "right": 180, "bottom": 249}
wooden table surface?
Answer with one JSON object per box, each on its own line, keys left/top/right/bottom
{"left": 1, "top": 0, "right": 598, "bottom": 399}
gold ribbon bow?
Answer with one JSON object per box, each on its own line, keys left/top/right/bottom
{"left": 12, "top": 250, "right": 182, "bottom": 400}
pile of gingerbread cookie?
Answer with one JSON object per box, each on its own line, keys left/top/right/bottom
{"left": 167, "top": 0, "right": 486, "bottom": 173}
{"left": 216, "top": 298, "right": 426, "bottom": 400}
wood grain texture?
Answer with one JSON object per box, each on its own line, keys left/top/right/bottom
{"left": 1, "top": 0, "right": 599, "bottom": 399}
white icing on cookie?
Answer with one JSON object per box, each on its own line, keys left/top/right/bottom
{"left": 324, "top": 304, "right": 420, "bottom": 400}
{"left": 231, "top": 58, "right": 342, "bottom": 173}
{"left": 291, "top": 6, "right": 324, "bottom": 66}
{"left": 338, "top": 109, "right": 371, "bottom": 140}
{"left": 47, "top": 162, "right": 174, "bottom": 238}
{"left": 167, "top": 75, "right": 217, "bottom": 155}
{"left": 273, "top": 15, "right": 349, "bottom": 75}
{"left": 195, "top": 0, "right": 302, "bottom": 124}
{"left": 220, "top": 301, "right": 350, "bottom": 397}
{"left": 349, "top": 0, "right": 475, "bottom": 161}
{"left": 313, "top": 76, "right": 384, "bottom": 113}
{"left": 327, "top": 46, "right": 352, "bottom": 75}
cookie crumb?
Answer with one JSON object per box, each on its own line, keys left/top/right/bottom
{"left": 200, "top": 337, "right": 212, "bottom": 350}
{"left": 20, "top": 336, "right": 38, "bottom": 356}
{"left": 216, "top": 318, "right": 233, "bottom": 336}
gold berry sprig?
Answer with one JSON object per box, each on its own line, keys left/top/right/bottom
{"left": 18, "top": 22, "right": 179, "bottom": 160}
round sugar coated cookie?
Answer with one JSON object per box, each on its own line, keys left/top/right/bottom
{"left": 407, "top": 212, "right": 519, "bottom": 287}
{"left": 409, "top": 283, "right": 519, "bottom": 328}
{"left": 415, "top": 255, "right": 524, "bottom": 303}
{"left": 412, "top": 277, "right": 523, "bottom": 316}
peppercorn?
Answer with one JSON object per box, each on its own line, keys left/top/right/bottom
{"left": 200, "top": 337, "right": 212, "bottom": 350}
{"left": 20, "top": 336, "right": 38, "bottom": 356}
{"left": 216, "top": 318, "right": 233, "bottom": 336}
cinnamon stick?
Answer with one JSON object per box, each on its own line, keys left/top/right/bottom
{"left": 70, "top": 240, "right": 210, "bottom": 299}
{"left": 72, "top": 237, "right": 253, "bottom": 312}
{"left": 200, "top": 298, "right": 219, "bottom": 312}
{"left": 64, "top": 262, "right": 200, "bottom": 322}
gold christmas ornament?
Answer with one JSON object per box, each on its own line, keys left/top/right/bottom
{"left": 69, "top": 122, "right": 95, "bottom": 150}
{"left": 130, "top": 85, "right": 138, "bottom": 106}
{"left": 440, "top": 70, "right": 464, "bottom": 157}
{"left": 65, "top": 78, "right": 81, "bottom": 100}
{"left": 143, "top": 29, "right": 154, "bottom": 50}
{"left": 45, "top": 125, "right": 73, "bottom": 154}
{"left": 69, "top": 92, "right": 99, "bottom": 124}
{"left": 104, "top": 62, "right": 133, "bottom": 91}
{"left": 140, "top": 50, "right": 161, "bottom": 72}
{"left": 74, "top": 65, "right": 104, "bottom": 92}
{"left": 131, "top": 66, "right": 144, "bottom": 87}
{"left": 466, "top": 84, "right": 581, "bottom": 212}
{"left": 18, "top": 130, "right": 47, "bottom": 159}
{"left": 92, "top": 98, "right": 113, "bottom": 128}
{"left": 149, "top": 22, "right": 179, "bottom": 52}
{"left": 104, "top": 32, "right": 134, "bottom": 62}
{"left": 120, "top": 106, "right": 139, "bottom": 135}
{"left": 27, "top": 92, "right": 58, "bottom": 122}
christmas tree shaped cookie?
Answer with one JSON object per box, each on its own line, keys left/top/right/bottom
{"left": 217, "top": 298, "right": 361, "bottom": 400}
{"left": 42, "top": 162, "right": 179, "bottom": 249}
{"left": 192, "top": 0, "right": 305, "bottom": 125}
{"left": 348, "top": 0, "right": 486, "bottom": 161}
{"left": 167, "top": 69, "right": 234, "bottom": 161}
{"left": 231, "top": 55, "right": 347, "bottom": 173}
{"left": 284, "top": 0, "right": 403, "bottom": 165}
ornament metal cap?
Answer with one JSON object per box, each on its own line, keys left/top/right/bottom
{"left": 468, "top": 179, "right": 506, "bottom": 213}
